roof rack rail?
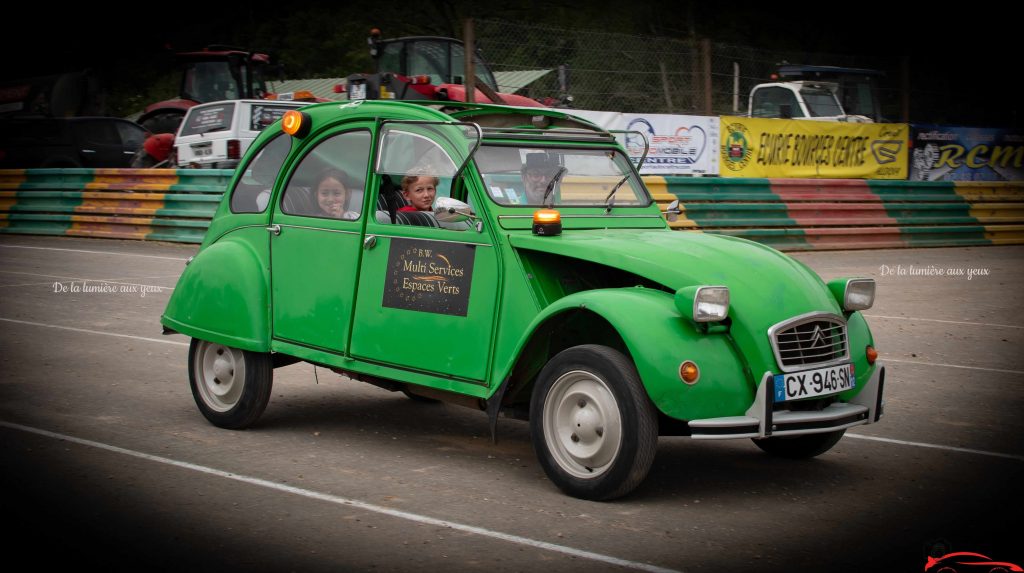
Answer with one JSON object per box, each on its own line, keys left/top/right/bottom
{"left": 479, "top": 127, "right": 614, "bottom": 142}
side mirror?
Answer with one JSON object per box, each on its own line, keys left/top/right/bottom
{"left": 664, "top": 199, "right": 680, "bottom": 223}
{"left": 435, "top": 197, "right": 483, "bottom": 232}
{"left": 434, "top": 197, "right": 473, "bottom": 223}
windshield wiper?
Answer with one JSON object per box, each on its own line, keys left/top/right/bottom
{"left": 603, "top": 173, "right": 632, "bottom": 213}
{"left": 542, "top": 166, "right": 568, "bottom": 208}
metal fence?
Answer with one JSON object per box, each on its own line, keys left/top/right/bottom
{"left": 475, "top": 19, "right": 900, "bottom": 119}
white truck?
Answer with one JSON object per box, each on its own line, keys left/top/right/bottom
{"left": 748, "top": 81, "right": 873, "bottom": 123}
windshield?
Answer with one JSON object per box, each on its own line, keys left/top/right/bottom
{"left": 475, "top": 145, "right": 651, "bottom": 207}
{"left": 800, "top": 87, "right": 843, "bottom": 117}
{"left": 182, "top": 61, "right": 239, "bottom": 103}
{"left": 378, "top": 39, "right": 498, "bottom": 90}
{"left": 841, "top": 79, "right": 878, "bottom": 120}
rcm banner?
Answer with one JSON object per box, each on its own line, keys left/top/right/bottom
{"left": 719, "top": 116, "right": 909, "bottom": 179}
{"left": 569, "top": 110, "right": 719, "bottom": 175}
{"left": 910, "top": 125, "right": 1023, "bottom": 181}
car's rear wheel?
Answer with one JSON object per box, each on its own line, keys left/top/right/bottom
{"left": 752, "top": 429, "right": 845, "bottom": 459}
{"left": 189, "top": 338, "right": 273, "bottom": 429}
{"left": 530, "top": 345, "right": 658, "bottom": 501}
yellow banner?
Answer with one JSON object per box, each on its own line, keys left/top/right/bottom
{"left": 719, "top": 117, "right": 909, "bottom": 179}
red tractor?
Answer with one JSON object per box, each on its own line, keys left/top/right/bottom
{"left": 344, "top": 29, "right": 544, "bottom": 107}
{"left": 137, "top": 46, "right": 277, "bottom": 134}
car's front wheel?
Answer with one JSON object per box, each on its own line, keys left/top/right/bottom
{"left": 530, "top": 345, "right": 658, "bottom": 501}
{"left": 189, "top": 338, "right": 273, "bottom": 429}
{"left": 752, "top": 429, "right": 846, "bottom": 459}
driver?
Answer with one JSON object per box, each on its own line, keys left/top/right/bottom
{"left": 521, "top": 153, "right": 560, "bottom": 205}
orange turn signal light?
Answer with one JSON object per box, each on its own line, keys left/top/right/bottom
{"left": 282, "top": 110, "right": 311, "bottom": 137}
{"left": 679, "top": 360, "right": 700, "bottom": 384}
{"left": 866, "top": 345, "right": 878, "bottom": 365}
{"left": 532, "top": 209, "right": 562, "bottom": 236}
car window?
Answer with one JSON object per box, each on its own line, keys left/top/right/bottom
{"left": 116, "top": 122, "right": 147, "bottom": 149}
{"left": 800, "top": 87, "right": 843, "bottom": 117}
{"left": 374, "top": 123, "right": 478, "bottom": 228}
{"left": 179, "top": 103, "right": 235, "bottom": 137}
{"left": 229, "top": 134, "right": 291, "bottom": 213}
{"left": 72, "top": 120, "right": 119, "bottom": 146}
{"left": 475, "top": 145, "right": 649, "bottom": 207}
{"left": 249, "top": 104, "right": 301, "bottom": 132}
{"left": 281, "top": 130, "right": 371, "bottom": 220}
{"left": 752, "top": 87, "right": 804, "bottom": 118}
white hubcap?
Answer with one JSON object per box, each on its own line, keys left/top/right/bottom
{"left": 543, "top": 370, "right": 622, "bottom": 479}
{"left": 194, "top": 341, "right": 246, "bottom": 412}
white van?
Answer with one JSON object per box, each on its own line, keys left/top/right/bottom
{"left": 175, "top": 99, "right": 312, "bottom": 168}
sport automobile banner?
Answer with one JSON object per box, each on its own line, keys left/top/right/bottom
{"left": 718, "top": 116, "right": 909, "bottom": 179}
{"left": 569, "top": 110, "right": 719, "bottom": 175}
{"left": 910, "top": 124, "right": 1024, "bottom": 181}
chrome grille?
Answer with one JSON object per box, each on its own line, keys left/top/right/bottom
{"left": 769, "top": 313, "right": 849, "bottom": 371}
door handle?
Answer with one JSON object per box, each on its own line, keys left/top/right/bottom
{"left": 363, "top": 235, "right": 377, "bottom": 249}
{"left": 266, "top": 224, "right": 281, "bottom": 236}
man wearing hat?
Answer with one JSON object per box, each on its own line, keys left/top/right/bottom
{"left": 521, "top": 153, "right": 561, "bottom": 205}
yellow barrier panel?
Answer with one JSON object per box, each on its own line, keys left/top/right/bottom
{"left": 719, "top": 116, "right": 909, "bottom": 179}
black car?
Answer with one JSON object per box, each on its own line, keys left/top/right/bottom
{"left": 0, "top": 116, "right": 149, "bottom": 168}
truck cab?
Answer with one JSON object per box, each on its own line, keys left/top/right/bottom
{"left": 749, "top": 81, "right": 873, "bottom": 123}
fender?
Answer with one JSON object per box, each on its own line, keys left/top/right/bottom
{"left": 161, "top": 228, "right": 270, "bottom": 351}
{"left": 839, "top": 310, "right": 880, "bottom": 400}
{"left": 503, "top": 287, "right": 755, "bottom": 421}
{"left": 137, "top": 99, "right": 197, "bottom": 125}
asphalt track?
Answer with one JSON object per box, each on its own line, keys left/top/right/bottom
{"left": 1, "top": 235, "right": 1022, "bottom": 572}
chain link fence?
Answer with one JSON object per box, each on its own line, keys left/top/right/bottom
{"left": 476, "top": 18, "right": 902, "bottom": 120}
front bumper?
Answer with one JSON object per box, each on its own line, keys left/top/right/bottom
{"left": 688, "top": 364, "right": 885, "bottom": 440}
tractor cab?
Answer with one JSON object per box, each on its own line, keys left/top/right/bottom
{"left": 346, "top": 30, "right": 541, "bottom": 107}
{"left": 138, "top": 46, "right": 276, "bottom": 134}
{"left": 178, "top": 49, "right": 272, "bottom": 103}
{"left": 373, "top": 35, "right": 499, "bottom": 92}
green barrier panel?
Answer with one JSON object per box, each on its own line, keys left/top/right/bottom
{"left": 0, "top": 168, "right": 232, "bottom": 243}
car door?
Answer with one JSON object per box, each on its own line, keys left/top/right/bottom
{"left": 71, "top": 119, "right": 128, "bottom": 166}
{"left": 114, "top": 120, "right": 148, "bottom": 166}
{"left": 270, "top": 127, "right": 373, "bottom": 353}
{"left": 348, "top": 121, "right": 499, "bottom": 383}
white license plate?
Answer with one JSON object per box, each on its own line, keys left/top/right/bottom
{"left": 773, "top": 363, "right": 855, "bottom": 402}
{"left": 192, "top": 145, "right": 212, "bottom": 156}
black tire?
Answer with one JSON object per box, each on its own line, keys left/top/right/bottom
{"left": 129, "top": 148, "right": 157, "bottom": 168}
{"left": 530, "top": 345, "right": 658, "bottom": 500}
{"left": 140, "top": 112, "right": 184, "bottom": 135}
{"left": 752, "top": 429, "right": 846, "bottom": 459}
{"left": 188, "top": 338, "right": 273, "bottom": 429}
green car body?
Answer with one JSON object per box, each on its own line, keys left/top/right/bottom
{"left": 162, "top": 100, "right": 885, "bottom": 500}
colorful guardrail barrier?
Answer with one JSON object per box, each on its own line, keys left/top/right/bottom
{"left": 0, "top": 168, "right": 231, "bottom": 243}
{"left": 646, "top": 177, "right": 1024, "bottom": 250}
{"left": 2, "top": 169, "right": 1022, "bottom": 250}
